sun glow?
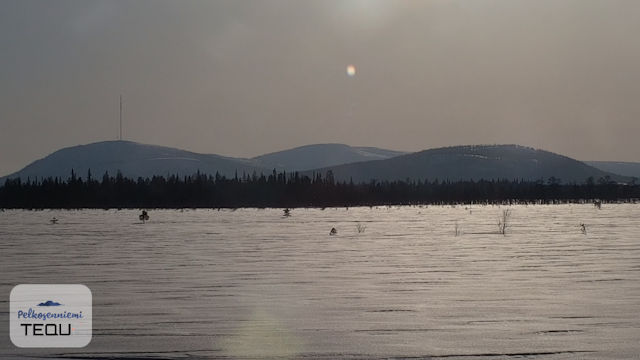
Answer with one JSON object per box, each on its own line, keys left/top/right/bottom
{"left": 346, "top": 65, "right": 356, "bottom": 77}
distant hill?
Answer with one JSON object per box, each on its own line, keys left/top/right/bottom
{"left": 307, "top": 145, "right": 628, "bottom": 184}
{"left": 1, "top": 142, "right": 406, "bottom": 182}
{"left": 2, "top": 142, "right": 630, "bottom": 185}
{"left": 251, "top": 143, "right": 406, "bottom": 171}
{"left": 585, "top": 161, "right": 640, "bottom": 179}
{"left": 1, "top": 141, "right": 265, "bottom": 181}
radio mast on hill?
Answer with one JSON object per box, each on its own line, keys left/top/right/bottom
{"left": 119, "top": 94, "right": 123, "bottom": 141}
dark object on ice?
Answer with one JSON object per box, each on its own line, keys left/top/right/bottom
{"left": 330, "top": 227, "right": 337, "bottom": 236}
{"left": 594, "top": 200, "right": 602, "bottom": 209}
{"left": 50, "top": 217, "right": 58, "bottom": 224}
{"left": 38, "top": 300, "right": 62, "bottom": 307}
{"left": 139, "top": 210, "right": 149, "bottom": 223}
{"left": 283, "top": 208, "right": 291, "bottom": 217}
{"left": 580, "top": 223, "right": 587, "bottom": 235}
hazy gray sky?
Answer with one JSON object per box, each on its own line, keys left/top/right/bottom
{"left": 1, "top": 0, "right": 639, "bottom": 176}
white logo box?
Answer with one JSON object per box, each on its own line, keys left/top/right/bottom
{"left": 10, "top": 284, "right": 92, "bottom": 348}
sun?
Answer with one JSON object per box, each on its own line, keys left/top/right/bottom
{"left": 346, "top": 64, "right": 356, "bottom": 77}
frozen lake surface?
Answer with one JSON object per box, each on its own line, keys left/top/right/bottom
{"left": 1, "top": 204, "right": 639, "bottom": 359}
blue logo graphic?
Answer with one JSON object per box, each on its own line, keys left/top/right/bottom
{"left": 37, "top": 300, "right": 62, "bottom": 307}
{"left": 11, "top": 284, "right": 92, "bottom": 347}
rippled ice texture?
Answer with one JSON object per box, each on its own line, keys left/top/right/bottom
{"left": 1, "top": 204, "right": 639, "bottom": 359}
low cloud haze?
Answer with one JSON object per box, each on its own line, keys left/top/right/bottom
{"left": 1, "top": 0, "right": 639, "bottom": 176}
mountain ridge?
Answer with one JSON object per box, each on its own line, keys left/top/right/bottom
{"left": 1, "top": 141, "right": 631, "bottom": 184}
{"left": 250, "top": 143, "right": 406, "bottom": 171}
{"left": 305, "top": 144, "right": 629, "bottom": 184}
{"left": 585, "top": 161, "right": 640, "bottom": 179}
{"left": 0, "top": 140, "right": 264, "bottom": 181}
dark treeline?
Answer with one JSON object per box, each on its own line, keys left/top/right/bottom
{"left": 0, "top": 169, "right": 638, "bottom": 209}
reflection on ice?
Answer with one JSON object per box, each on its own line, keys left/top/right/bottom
{"left": 222, "top": 309, "right": 303, "bottom": 359}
